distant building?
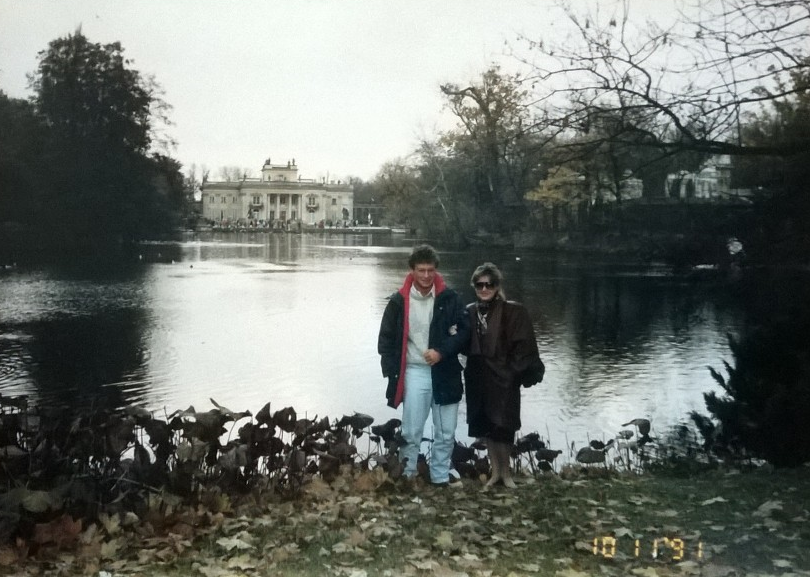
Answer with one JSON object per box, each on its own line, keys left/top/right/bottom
{"left": 666, "top": 155, "right": 732, "bottom": 199}
{"left": 525, "top": 167, "right": 643, "bottom": 204}
{"left": 200, "top": 158, "right": 354, "bottom": 227}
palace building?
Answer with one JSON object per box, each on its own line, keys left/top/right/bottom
{"left": 200, "top": 158, "right": 354, "bottom": 227}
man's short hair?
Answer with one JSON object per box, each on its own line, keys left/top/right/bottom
{"left": 408, "top": 244, "right": 440, "bottom": 269}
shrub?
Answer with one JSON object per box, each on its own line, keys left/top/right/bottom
{"left": 692, "top": 321, "right": 810, "bottom": 467}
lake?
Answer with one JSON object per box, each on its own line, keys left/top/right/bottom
{"left": 0, "top": 231, "right": 779, "bottom": 453}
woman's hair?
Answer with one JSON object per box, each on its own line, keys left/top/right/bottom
{"left": 470, "top": 262, "right": 506, "bottom": 299}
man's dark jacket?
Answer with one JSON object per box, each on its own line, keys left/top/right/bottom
{"left": 377, "top": 272, "right": 470, "bottom": 408}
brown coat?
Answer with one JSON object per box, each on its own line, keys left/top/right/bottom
{"left": 464, "top": 298, "right": 540, "bottom": 433}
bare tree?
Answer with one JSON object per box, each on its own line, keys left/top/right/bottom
{"left": 184, "top": 163, "right": 200, "bottom": 204}
{"left": 521, "top": 0, "right": 810, "bottom": 158}
{"left": 440, "top": 66, "right": 538, "bottom": 207}
{"left": 217, "top": 166, "right": 253, "bottom": 181}
{"left": 375, "top": 159, "right": 421, "bottom": 225}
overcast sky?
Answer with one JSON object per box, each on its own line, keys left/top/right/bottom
{"left": 1, "top": 0, "right": 613, "bottom": 181}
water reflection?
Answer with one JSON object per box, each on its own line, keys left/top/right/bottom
{"left": 26, "top": 309, "right": 149, "bottom": 409}
{"left": 0, "top": 265, "right": 153, "bottom": 410}
{"left": 2, "top": 232, "right": 798, "bottom": 450}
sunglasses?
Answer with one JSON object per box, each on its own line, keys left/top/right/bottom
{"left": 474, "top": 281, "right": 497, "bottom": 290}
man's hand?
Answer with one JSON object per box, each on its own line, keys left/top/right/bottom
{"left": 423, "top": 349, "right": 442, "bottom": 366}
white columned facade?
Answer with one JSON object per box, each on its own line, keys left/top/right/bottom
{"left": 200, "top": 158, "right": 354, "bottom": 227}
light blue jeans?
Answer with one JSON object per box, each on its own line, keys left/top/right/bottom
{"left": 400, "top": 364, "right": 458, "bottom": 483}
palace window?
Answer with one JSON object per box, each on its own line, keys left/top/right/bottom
{"left": 252, "top": 195, "right": 262, "bottom": 205}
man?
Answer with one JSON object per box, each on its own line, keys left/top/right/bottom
{"left": 378, "top": 245, "right": 470, "bottom": 485}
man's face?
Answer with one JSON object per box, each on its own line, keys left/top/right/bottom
{"left": 411, "top": 262, "right": 437, "bottom": 294}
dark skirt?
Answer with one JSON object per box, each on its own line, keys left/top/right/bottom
{"left": 468, "top": 414, "right": 515, "bottom": 443}
{"left": 465, "top": 355, "right": 518, "bottom": 444}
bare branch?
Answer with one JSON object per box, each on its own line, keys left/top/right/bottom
{"left": 517, "top": 0, "right": 810, "bottom": 157}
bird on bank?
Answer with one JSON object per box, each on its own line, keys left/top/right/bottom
{"left": 535, "top": 448, "right": 562, "bottom": 462}
{"left": 576, "top": 439, "right": 614, "bottom": 465}
{"left": 622, "top": 418, "right": 654, "bottom": 445}
{"left": 589, "top": 439, "right": 613, "bottom": 451}
{"left": 576, "top": 446, "right": 606, "bottom": 465}
{"left": 622, "top": 418, "right": 651, "bottom": 436}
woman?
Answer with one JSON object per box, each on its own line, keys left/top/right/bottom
{"left": 464, "top": 262, "right": 543, "bottom": 488}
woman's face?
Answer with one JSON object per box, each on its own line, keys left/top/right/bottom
{"left": 474, "top": 275, "right": 497, "bottom": 302}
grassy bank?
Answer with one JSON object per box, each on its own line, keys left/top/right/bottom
{"left": 6, "top": 464, "right": 808, "bottom": 577}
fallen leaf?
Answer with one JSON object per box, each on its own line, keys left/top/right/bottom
{"left": 0, "top": 547, "right": 17, "bottom": 567}
{"left": 435, "top": 530, "right": 454, "bottom": 550}
{"left": 138, "top": 548, "right": 156, "bottom": 564}
{"left": 226, "top": 554, "right": 258, "bottom": 570}
{"left": 331, "top": 542, "right": 353, "bottom": 554}
{"left": 121, "top": 511, "right": 140, "bottom": 527}
{"left": 353, "top": 468, "right": 387, "bottom": 491}
{"left": 573, "top": 540, "right": 593, "bottom": 553}
{"left": 631, "top": 567, "right": 660, "bottom": 577}
{"left": 411, "top": 559, "right": 440, "bottom": 571}
{"left": 99, "top": 513, "right": 121, "bottom": 536}
{"left": 32, "top": 514, "right": 82, "bottom": 548}
{"left": 272, "top": 542, "right": 299, "bottom": 561}
{"left": 99, "top": 539, "right": 119, "bottom": 560}
{"left": 554, "top": 569, "right": 590, "bottom": 577}
{"left": 215, "top": 536, "right": 254, "bottom": 551}
{"left": 21, "top": 489, "right": 58, "bottom": 513}
{"left": 700, "top": 496, "right": 728, "bottom": 506}
{"left": 347, "top": 529, "right": 367, "bottom": 547}
{"left": 195, "top": 564, "right": 233, "bottom": 577}
{"left": 453, "top": 552, "right": 483, "bottom": 569}
{"left": 677, "top": 560, "right": 702, "bottom": 575}
{"left": 697, "top": 565, "right": 737, "bottom": 577}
